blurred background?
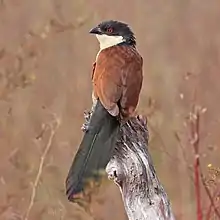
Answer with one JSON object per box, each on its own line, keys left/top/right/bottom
{"left": 0, "top": 0, "right": 220, "bottom": 219}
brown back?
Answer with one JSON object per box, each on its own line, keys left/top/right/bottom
{"left": 92, "top": 45, "right": 143, "bottom": 118}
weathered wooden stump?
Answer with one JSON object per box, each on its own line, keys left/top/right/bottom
{"left": 106, "top": 116, "right": 175, "bottom": 220}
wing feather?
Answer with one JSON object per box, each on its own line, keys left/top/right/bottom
{"left": 92, "top": 45, "right": 143, "bottom": 118}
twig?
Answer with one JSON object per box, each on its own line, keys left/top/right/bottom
{"left": 201, "top": 174, "right": 220, "bottom": 220}
{"left": 174, "top": 131, "right": 194, "bottom": 182}
{"left": 35, "top": 124, "right": 49, "bottom": 140}
{"left": 147, "top": 121, "right": 180, "bottom": 163}
{"left": 49, "top": 17, "right": 90, "bottom": 33}
{"left": 189, "top": 105, "right": 202, "bottom": 220}
{"left": 24, "top": 117, "right": 60, "bottom": 220}
{"left": 205, "top": 188, "right": 219, "bottom": 220}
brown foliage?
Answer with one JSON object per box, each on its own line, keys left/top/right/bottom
{"left": 0, "top": 0, "right": 220, "bottom": 219}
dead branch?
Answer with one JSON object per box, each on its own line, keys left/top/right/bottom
{"left": 189, "top": 105, "right": 203, "bottom": 220}
{"left": 24, "top": 117, "right": 60, "bottom": 220}
{"left": 106, "top": 116, "right": 175, "bottom": 220}
{"left": 201, "top": 173, "right": 220, "bottom": 219}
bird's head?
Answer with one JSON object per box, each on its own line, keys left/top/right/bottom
{"left": 89, "top": 20, "right": 136, "bottom": 50}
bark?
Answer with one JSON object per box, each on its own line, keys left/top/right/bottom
{"left": 106, "top": 116, "right": 175, "bottom": 220}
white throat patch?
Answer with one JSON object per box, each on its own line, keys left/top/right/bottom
{"left": 96, "top": 34, "right": 125, "bottom": 50}
{"left": 95, "top": 34, "right": 125, "bottom": 61}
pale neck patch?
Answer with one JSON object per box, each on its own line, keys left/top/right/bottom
{"left": 95, "top": 34, "right": 125, "bottom": 61}
{"left": 96, "top": 34, "right": 125, "bottom": 50}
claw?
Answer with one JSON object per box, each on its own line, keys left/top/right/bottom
{"left": 81, "top": 123, "right": 89, "bottom": 132}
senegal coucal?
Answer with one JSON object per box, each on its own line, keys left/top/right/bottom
{"left": 66, "top": 20, "right": 143, "bottom": 201}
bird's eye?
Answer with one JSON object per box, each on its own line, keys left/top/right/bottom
{"left": 106, "top": 27, "right": 113, "bottom": 33}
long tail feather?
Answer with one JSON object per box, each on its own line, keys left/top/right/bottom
{"left": 65, "top": 100, "right": 120, "bottom": 201}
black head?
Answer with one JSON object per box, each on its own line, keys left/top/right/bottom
{"left": 89, "top": 20, "right": 136, "bottom": 47}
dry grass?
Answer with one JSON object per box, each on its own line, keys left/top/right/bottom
{"left": 0, "top": 0, "right": 220, "bottom": 219}
{"left": 24, "top": 116, "right": 60, "bottom": 220}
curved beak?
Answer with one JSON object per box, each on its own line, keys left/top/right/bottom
{"left": 89, "top": 26, "right": 101, "bottom": 35}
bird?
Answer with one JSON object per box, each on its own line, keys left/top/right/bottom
{"left": 65, "top": 20, "right": 143, "bottom": 202}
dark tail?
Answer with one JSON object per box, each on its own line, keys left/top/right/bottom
{"left": 65, "top": 100, "right": 120, "bottom": 201}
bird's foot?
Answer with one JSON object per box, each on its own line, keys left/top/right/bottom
{"left": 81, "top": 110, "right": 93, "bottom": 132}
{"left": 81, "top": 123, "right": 89, "bottom": 132}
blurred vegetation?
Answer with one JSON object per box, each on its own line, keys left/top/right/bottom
{"left": 0, "top": 0, "right": 220, "bottom": 219}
